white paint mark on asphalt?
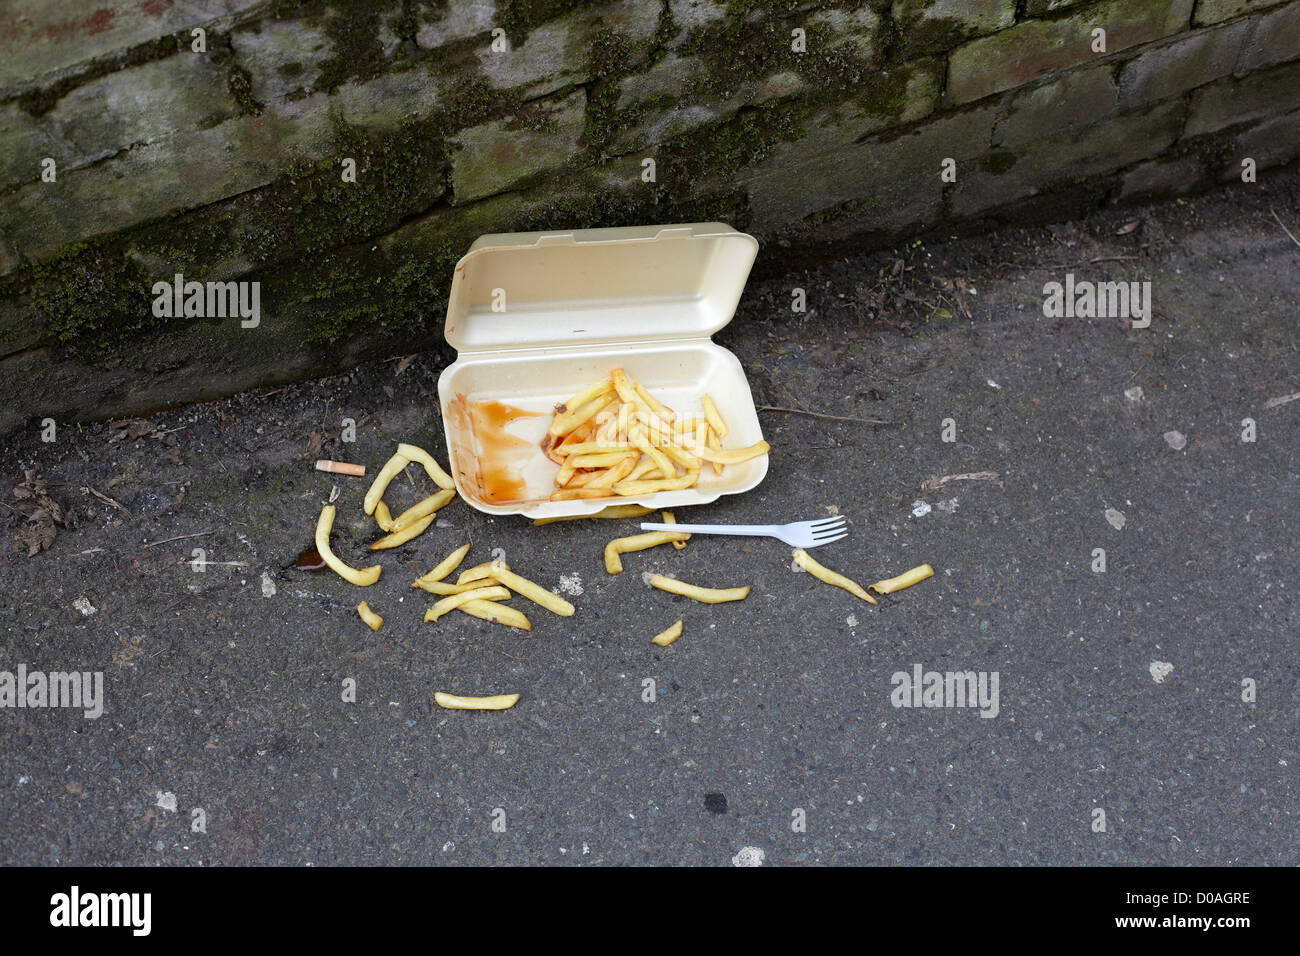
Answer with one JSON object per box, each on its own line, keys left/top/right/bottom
{"left": 72, "top": 596, "right": 96, "bottom": 616}
{"left": 155, "top": 791, "right": 178, "bottom": 812}
{"left": 731, "top": 846, "right": 766, "bottom": 867}
{"left": 1149, "top": 661, "right": 1174, "bottom": 683}
{"left": 557, "top": 573, "right": 583, "bottom": 596}
{"left": 1164, "top": 430, "right": 1187, "bottom": 450}
{"left": 911, "top": 500, "right": 932, "bottom": 518}
{"left": 1105, "top": 508, "right": 1126, "bottom": 530}
{"left": 1124, "top": 386, "right": 1144, "bottom": 401}
{"left": 846, "top": 614, "right": 858, "bottom": 628}
{"left": 260, "top": 572, "right": 276, "bottom": 597}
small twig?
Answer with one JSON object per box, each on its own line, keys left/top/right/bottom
{"left": 1263, "top": 391, "right": 1300, "bottom": 409}
{"left": 86, "top": 486, "right": 130, "bottom": 514}
{"left": 757, "top": 405, "right": 893, "bottom": 425}
{"left": 1089, "top": 255, "right": 1140, "bottom": 263}
{"left": 139, "top": 530, "right": 214, "bottom": 549}
{"left": 1272, "top": 208, "right": 1300, "bottom": 249}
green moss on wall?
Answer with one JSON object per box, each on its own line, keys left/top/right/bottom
{"left": 315, "top": 0, "right": 397, "bottom": 91}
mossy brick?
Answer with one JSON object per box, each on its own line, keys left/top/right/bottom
{"left": 808, "top": 6, "right": 881, "bottom": 62}
{"left": 231, "top": 18, "right": 333, "bottom": 102}
{"left": 994, "top": 62, "right": 1117, "bottom": 149}
{"left": 450, "top": 88, "right": 586, "bottom": 202}
{"left": 1117, "top": 155, "right": 1206, "bottom": 200}
{"left": 0, "top": 231, "right": 17, "bottom": 279}
{"left": 748, "top": 60, "right": 943, "bottom": 168}
{"left": 1187, "top": 60, "right": 1300, "bottom": 135}
{"left": 611, "top": 56, "right": 809, "bottom": 153}
{"left": 891, "top": 0, "right": 1017, "bottom": 57}
{"left": 946, "top": 0, "right": 1194, "bottom": 104}
{"left": 0, "top": 94, "right": 336, "bottom": 261}
{"left": 476, "top": 0, "right": 660, "bottom": 98}
{"left": 333, "top": 68, "right": 442, "bottom": 132}
{"left": 665, "top": 0, "right": 729, "bottom": 48}
{"left": 0, "top": 293, "right": 40, "bottom": 352}
{"left": 1222, "top": 108, "right": 1300, "bottom": 179}
{"left": 953, "top": 101, "right": 1184, "bottom": 215}
{"left": 1193, "top": 0, "right": 1282, "bottom": 27}
{"left": 41, "top": 55, "right": 239, "bottom": 168}
{"left": 740, "top": 104, "right": 999, "bottom": 234}
{"left": 1024, "top": 0, "right": 1091, "bottom": 14}
{"left": 416, "top": 0, "right": 498, "bottom": 49}
{"left": 0, "top": 0, "right": 268, "bottom": 96}
{"left": 0, "top": 104, "right": 60, "bottom": 192}
{"left": 1239, "top": 3, "right": 1300, "bottom": 71}
{"left": 615, "top": 54, "right": 708, "bottom": 111}
{"left": 1117, "top": 19, "right": 1253, "bottom": 107}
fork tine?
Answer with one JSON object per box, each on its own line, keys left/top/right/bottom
{"left": 807, "top": 531, "right": 847, "bottom": 547}
{"left": 809, "top": 515, "right": 847, "bottom": 529}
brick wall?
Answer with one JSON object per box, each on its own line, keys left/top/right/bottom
{"left": 1, "top": 0, "right": 1298, "bottom": 432}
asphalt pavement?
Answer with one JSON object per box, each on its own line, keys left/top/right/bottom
{"left": 1, "top": 173, "right": 1296, "bottom": 865}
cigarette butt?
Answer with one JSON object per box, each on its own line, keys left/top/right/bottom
{"left": 316, "top": 459, "right": 366, "bottom": 477}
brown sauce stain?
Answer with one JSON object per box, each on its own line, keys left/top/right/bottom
{"left": 468, "top": 399, "right": 545, "bottom": 503}
{"left": 293, "top": 546, "right": 327, "bottom": 572}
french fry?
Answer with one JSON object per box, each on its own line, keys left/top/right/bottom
{"left": 374, "top": 500, "right": 396, "bottom": 532}
{"left": 587, "top": 454, "right": 638, "bottom": 489}
{"left": 704, "top": 423, "right": 723, "bottom": 476}
{"left": 693, "top": 440, "right": 770, "bottom": 465}
{"left": 414, "top": 543, "right": 472, "bottom": 587}
{"left": 391, "top": 488, "right": 456, "bottom": 531}
{"left": 434, "top": 691, "right": 521, "bottom": 710}
{"left": 363, "top": 451, "right": 409, "bottom": 515}
{"left": 563, "top": 467, "right": 606, "bottom": 488}
{"left": 630, "top": 428, "right": 674, "bottom": 479}
{"left": 356, "top": 601, "right": 384, "bottom": 631}
{"left": 792, "top": 548, "right": 877, "bottom": 604}
{"left": 570, "top": 451, "right": 636, "bottom": 469}
{"left": 424, "top": 585, "right": 510, "bottom": 621}
{"left": 457, "top": 561, "right": 500, "bottom": 584}
{"left": 458, "top": 599, "right": 531, "bottom": 630}
{"left": 414, "top": 578, "right": 488, "bottom": 596}
{"left": 648, "top": 573, "right": 749, "bottom": 603}
{"left": 487, "top": 561, "right": 575, "bottom": 617}
{"left": 370, "top": 513, "right": 435, "bottom": 550}
{"left": 556, "top": 380, "right": 614, "bottom": 420}
{"left": 604, "top": 530, "right": 689, "bottom": 573}
{"left": 315, "top": 505, "right": 382, "bottom": 586}
{"left": 549, "top": 395, "right": 614, "bottom": 438}
{"left": 635, "top": 382, "right": 676, "bottom": 422}
{"left": 396, "top": 442, "right": 455, "bottom": 490}
{"left": 658, "top": 440, "right": 701, "bottom": 472}
{"left": 612, "top": 472, "right": 700, "bottom": 495}
{"left": 557, "top": 442, "right": 631, "bottom": 457}
{"left": 651, "top": 620, "right": 683, "bottom": 646}
{"left": 532, "top": 505, "right": 654, "bottom": 525}
{"left": 550, "top": 488, "right": 615, "bottom": 500}
{"left": 626, "top": 457, "right": 662, "bottom": 481}
{"left": 702, "top": 393, "right": 728, "bottom": 438}
{"left": 870, "top": 564, "right": 935, "bottom": 594}
{"left": 662, "top": 511, "right": 687, "bottom": 550}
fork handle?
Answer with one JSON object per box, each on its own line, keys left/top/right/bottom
{"left": 639, "top": 522, "right": 775, "bottom": 536}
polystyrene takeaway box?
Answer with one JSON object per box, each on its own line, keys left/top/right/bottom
{"left": 438, "top": 222, "right": 766, "bottom": 519}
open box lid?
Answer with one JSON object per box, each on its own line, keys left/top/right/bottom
{"left": 444, "top": 222, "right": 759, "bottom": 353}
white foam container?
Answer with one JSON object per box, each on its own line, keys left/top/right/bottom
{"left": 438, "top": 222, "right": 765, "bottom": 518}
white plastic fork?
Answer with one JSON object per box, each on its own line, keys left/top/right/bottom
{"left": 638, "top": 515, "right": 847, "bottom": 549}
